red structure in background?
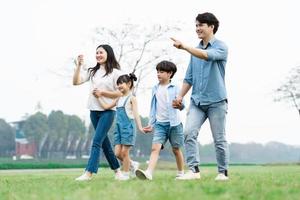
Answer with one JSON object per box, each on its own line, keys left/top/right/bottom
{"left": 15, "top": 142, "right": 36, "bottom": 157}
{"left": 11, "top": 121, "right": 36, "bottom": 159}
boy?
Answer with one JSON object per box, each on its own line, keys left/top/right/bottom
{"left": 135, "top": 60, "right": 185, "bottom": 180}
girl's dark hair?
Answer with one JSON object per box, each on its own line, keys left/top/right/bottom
{"left": 116, "top": 73, "right": 137, "bottom": 89}
{"left": 88, "top": 44, "right": 120, "bottom": 78}
{"left": 196, "top": 12, "right": 219, "bottom": 34}
{"left": 156, "top": 60, "right": 177, "bottom": 79}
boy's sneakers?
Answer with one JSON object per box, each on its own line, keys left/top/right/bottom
{"left": 75, "top": 172, "right": 92, "bottom": 181}
{"left": 175, "top": 171, "right": 185, "bottom": 179}
{"left": 130, "top": 161, "right": 140, "bottom": 177}
{"left": 215, "top": 173, "right": 229, "bottom": 181}
{"left": 115, "top": 171, "right": 130, "bottom": 181}
{"left": 175, "top": 170, "right": 201, "bottom": 180}
{"left": 135, "top": 169, "right": 153, "bottom": 180}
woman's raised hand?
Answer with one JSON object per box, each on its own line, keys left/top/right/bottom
{"left": 76, "top": 54, "right": 84, "bottom": 66}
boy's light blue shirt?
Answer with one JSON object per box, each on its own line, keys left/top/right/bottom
{"left": 149, "top": 82, "right": 184, "bottom": 127}
{"left": 184, "top": 37, "right": 228, "bottom": 105}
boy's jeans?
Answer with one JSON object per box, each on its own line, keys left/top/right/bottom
{"left": 86, "top": 110, "right": 120, "bottom": 173}
{"left": 184, "top": 100, "right": 229, "bottom": 173}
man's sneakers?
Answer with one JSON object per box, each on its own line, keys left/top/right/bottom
{"left": 175, "top": 170, "right": 201, "bottom": 180}
{"left": 75, "top": 168, "right": 227, "bottom": 182}
{"left": 215, "top": 173, "right": 229, "bottom": 181}
{"left": 130, "top": 161, "right": 140, "bottom": 177}
{"left": 135, "top": 169, "right": 153, "bottom": 180}
{"left": 75, "top": 172, "right": 92, "bottom": 181}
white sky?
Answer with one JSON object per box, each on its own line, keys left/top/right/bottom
{"left": 0, "top": 0, "right": 299, "bottom": 145}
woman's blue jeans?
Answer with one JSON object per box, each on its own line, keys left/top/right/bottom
{"left": 86, "top": 110, "right": 120, "bottom": 173}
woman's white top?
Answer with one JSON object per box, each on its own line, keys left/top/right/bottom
{"left": 81, "top": 66, "right": 122, "bottom": 111}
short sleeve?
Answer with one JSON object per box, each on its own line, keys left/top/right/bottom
{"left": 113, "top": 69, "right": 123, "bottom": 90}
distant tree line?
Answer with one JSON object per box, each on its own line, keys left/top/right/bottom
{"left": 199, "top": 142, "right": 300, "bottom": 164}
{"left": 0, "top": 110, "right": 151, "bottom": 160}
{"left": 0, "top": 111, "right": 299, "bottom": 163}
{"left": 0, "top": 119, "right": 15, "bottom": 156}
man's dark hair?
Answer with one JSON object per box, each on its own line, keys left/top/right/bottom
{"left": 196, "top": 12, "right": 219, "bottom": 34}
{"left": 156, "top": 60, "right": 177, "bottom": 79}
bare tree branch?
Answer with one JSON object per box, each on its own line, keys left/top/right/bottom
{"left": 52, "top": 21, "right": 185, "bottom": 96}
{"left": 274, "top": 65, "right": 300, "bottom": 117}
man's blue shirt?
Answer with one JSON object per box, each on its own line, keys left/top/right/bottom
{"left": 184, "top": 37, "right": 228, "bottom": 105}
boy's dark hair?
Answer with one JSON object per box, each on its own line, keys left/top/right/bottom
{"left": 156, "top": 60, "right": 177, "bottom": 79}
{"left": 116, "top": 73, "right": 137, "bottom": 89}
{"left": 196, "top": 12, "right": 219, "bottom": 34}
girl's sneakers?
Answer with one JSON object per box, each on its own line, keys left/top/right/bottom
{"left": 130, "top": 161, "right": 140, "bottom": 177}
{"left": 115, "top": 171, "right": 130, "bottom": 181}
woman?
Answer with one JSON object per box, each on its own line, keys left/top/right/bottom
{"left": 73, "top": 44, "right": 125, "bottom": 181}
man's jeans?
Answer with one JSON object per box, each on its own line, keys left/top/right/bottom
{"left": 86, "top": 110, "right": 120, "bottom": 173}
{"left": 184, "top": 100, "right": 229, "bottom": 173}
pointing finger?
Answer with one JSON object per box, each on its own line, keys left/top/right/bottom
{"left": 170, "top": 37, "right": 177, "bottom": 42}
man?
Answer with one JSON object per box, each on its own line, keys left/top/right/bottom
{"left": 172, "top": 12, "right": 229, "bottom": 181}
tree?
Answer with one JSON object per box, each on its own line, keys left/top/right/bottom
{"left": 132, "top": 116, "right": 152, "bottom": 158}
{"left": 22, "top": 112, "right": 48, "bottom": 157}
{"left": 53, "top": 22, "right": 184, "bottom": 94}
{"left": 79, "top": 123, "right": 94, "bottom": 156}
{"left": 47, "top": 110, "right": 68, "bottom": 157}
{"left": 20, "top": 111, "right": 88, "bottom": 158}
{"left": 0, "top": 119, "right": 15, "bottom": 156}
{"left": 90, "top": 23, "right": 182, "bottom": 94}
{"left": 65, "top": 114, "right": 86, "bottom": 156}
{"left": 275, "top": 65, "right": 300, "bottom": 117}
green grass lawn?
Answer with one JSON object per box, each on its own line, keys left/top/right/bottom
{"left": 0, "top": 164, "right": 299, "bottom": 200}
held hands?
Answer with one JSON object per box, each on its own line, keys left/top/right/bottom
{"left": 142, "top": 125, "right": 153, "bottom": 133}
{"left": 92, "top": 88, "right": 103, "bottom": 98}
{"left": 138, "top": 127, "right": 146, "bottom": 134}
{"left": 172, "top": 96, "right": 183, "bottom": 110}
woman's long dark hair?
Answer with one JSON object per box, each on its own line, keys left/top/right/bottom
{"left": 88, "top": 44, "right": 120, "bottom": 78}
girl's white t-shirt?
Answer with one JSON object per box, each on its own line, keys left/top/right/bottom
{"left": 81, "top": 66, "right": 122, "bottom": 111}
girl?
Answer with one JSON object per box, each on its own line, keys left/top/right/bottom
{"left": 98, "top": 73, "right": 144, "bottom": 180}
{"left": 73, "top": 44, "right": 125, "bottom": 181}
